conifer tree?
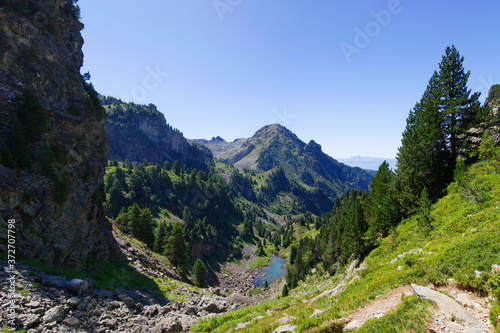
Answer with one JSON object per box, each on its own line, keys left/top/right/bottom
{"left": 164, "top": 223, "right": 190, "bottom": 275}
{"left": 396, "top": 46, "right": 479, "bottom": 209}
{"left": 282, "top": 284, "right": 289, "bottom": 297}
{"left": 128, "top": 203, "right": 141, "bottom": 236}
{"left": 138, "top": 208, "right": 155, "bottom": 248}
{"left": 108, "top": 180, "right": 126, "bottom": 218}
{"left": 192, "top": 258, "right": 208, "bottom": 287}
{"left": 367, "top": 161, "right": 399, "bottom": 237}
{"left": 437, "top": 46, "right": 481, "bottom": 165}
{"left": 154, "top": 222, "right": 167, "bottom": 253}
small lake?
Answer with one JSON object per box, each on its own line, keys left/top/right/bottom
{"left": 252, "top": 253, "right": 286, "bottom": 287}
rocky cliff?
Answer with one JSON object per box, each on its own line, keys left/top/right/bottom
{"left": 0, "top": 0, "right": 117, "bottom": 269}
{"left": 102, "top": 98, "right": 211, "bottom": 168}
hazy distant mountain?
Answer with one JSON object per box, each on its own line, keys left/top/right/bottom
{"left": 338, "top": 156, "right": 397, "bottom": 171}
{"left": 195, "top": 124, "right": 374, "bottom": 198}
{"left": 191, "top": 136, "right": 247, "bottom": 158}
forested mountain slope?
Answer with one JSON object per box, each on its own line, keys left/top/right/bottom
{"left": 102, "top": 97, "right": 211, "bottom": 168}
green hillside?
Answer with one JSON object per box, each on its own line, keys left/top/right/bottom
{"left": 191, "top": 145, "right": 500, "bottom": 332}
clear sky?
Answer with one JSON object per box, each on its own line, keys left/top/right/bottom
{"left": 80, "top": 0, "right": 500, "bottom": 159}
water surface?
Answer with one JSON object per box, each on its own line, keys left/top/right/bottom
{"left": 252, "top": 253, "right": 286, "bottom": 287}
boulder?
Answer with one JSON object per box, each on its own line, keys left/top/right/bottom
{"left": 152, "top": 318, "right": 182, "bottom": 333}
{"left": 42, "top": 305, "right": 66, "bottom": 323}
{"left": 63, "top": 316, "right": 80, "bottom": 327}
{"left": 66, "top": 278, "right": 88, "bottom": 295}
{"left": 42, "top": 275, "right": 67, "bottom": 288}
{"left": 99, "top": 318, "right": 117, "bottom": 329}
{"left": 143, "top": 304, "right": 161, "bottom": 316}
{"left": 24, "top": 314, "right": 41, "bottom": 328}
{"left": 117, "top": 294, "right": 136, "bottom": 308}
{"left": 203, "top": 301, "right": 224, "bottom": 313}
{"left": 411, "top": 284, "right": 480, "bottom": 327}
{"left": 235, "top": 322, "right": 251, "bottom": 330}
{"left": 67, "top": 296, "right": 82, "bottom": 307}
{"left": 273, "top": 324, "right": 297, "bottom": 333}
{"left": 343, "top": 320, "right": 362, "bottom": 331}
{"left": 277, "top": 316, "right": 297, "bottom": 325}
{"left": 455, "top": 293, "right": 474, "bottom": 308}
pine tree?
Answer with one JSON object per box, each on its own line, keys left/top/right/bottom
{"left": 396, "top": 72, "right": 450, "bottom": 209}
{"left": 154, "top": 222, "right": 167, "bottom": 253}
{"left": 172, "top": 160, "right": 181, "bottom": 175}
{"left": 108, "top": 180, "right": 125, "bottom": 218}
{"left": 396, "top": 46, "right": 481, "bottom": 210}
{"left": 436, "top": 46, "right": 481, "bottom": 165}
{"left": 138, "top": 208, "right": 155, "bottom": 248}
{"left": 115, "top": 207, "right": 128, "bottom": 227}
{"left": 367, "top": 161, "right": 399, "bottom": 237}
{"left": 282, "top": 284, "right": 289, "bottom": 297}
{"left": 340, "top": 197, "right": 364, "bottom": 264}
{"left": 416, "top": 187, "right": 434, "bottom": 229}
{"left": 192, "top": 258, "right": 208, "bottom": 287}
{"left": 128, "top": 203, "right": 141, "bottom": 236}
{"left": 164, "top": 223, "right": 190, "bottom": 275}
{"left": 264, "top": 279, "right": 269, "bottom": 288}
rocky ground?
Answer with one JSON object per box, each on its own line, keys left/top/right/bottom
{"left": 0, "top": 256, "right": 246, "bottom": 333}
{"left": 0, "top": 229, "right": 266, "bottom": 332}
{"left": 216, "top": 243, "right": 257, "bottom": 296}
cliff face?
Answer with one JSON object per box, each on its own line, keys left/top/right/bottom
{"left": 103, "top": 99, "right": 211, "bottom": 168}
{"left": 0, "top": 1, "right": 117, "bottom": 269}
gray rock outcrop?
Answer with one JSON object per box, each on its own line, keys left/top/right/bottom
{"left": 0, "top": 0, "right": 118, "bottom": 269}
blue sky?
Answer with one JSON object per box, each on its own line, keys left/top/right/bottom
{"left": 80, "top": 0, "right": 500, "bottom": 159}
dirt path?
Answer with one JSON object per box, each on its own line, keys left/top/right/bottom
{"left": 345, "top": 285, "right": 413, "bottom": 329}
{"left": 344, "top": 284, "right": 493, "bottom": 332}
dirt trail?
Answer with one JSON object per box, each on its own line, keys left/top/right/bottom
{"left": 344, "top": 284, "right": 493, "bottom": 332}
{"left": 345, "top": 286, "right": 413, "bottom": 329}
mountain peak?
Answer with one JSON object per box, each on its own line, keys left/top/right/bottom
{"left": 211, "top": 136, "right": 226, "bottom": 143}
{"left": 305, "top": 140, "right": 322, "bottom": 154}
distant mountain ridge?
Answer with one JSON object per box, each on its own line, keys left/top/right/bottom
{"left": 338, "top": 156, "right": 397, "bottom": 171}
{"left": 101, "top": 97, "right": 211, "bottom": 168}
{"left": 194, "top": 124, "right": 374, "bottom": 198}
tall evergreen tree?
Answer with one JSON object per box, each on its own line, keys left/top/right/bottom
{"left": 436, "top": 46, "right": 481, "bottom": 165}
{"left": 154, "top": 222, "right": 167, "bottom": 253}
{"left": 396, "top": 46, "right": 480, "bottom": 209}
{"left": 138, "top": 208, "right": 155, "bottom": 248}
{"left": 128, "top": 203, "right": 141, "bottom": 236}
{"left": 164, "top": 223, "right": 190, "bottom": 275}
{"left": 192, "top": 258, "right": 208, "bottom": 287}
{"left": 367, "top": 161, "right": 399, "bottom": 237}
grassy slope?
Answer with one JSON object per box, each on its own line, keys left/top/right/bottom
{"left": 191, "top": 154, "right": 500, "bottom": 332}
